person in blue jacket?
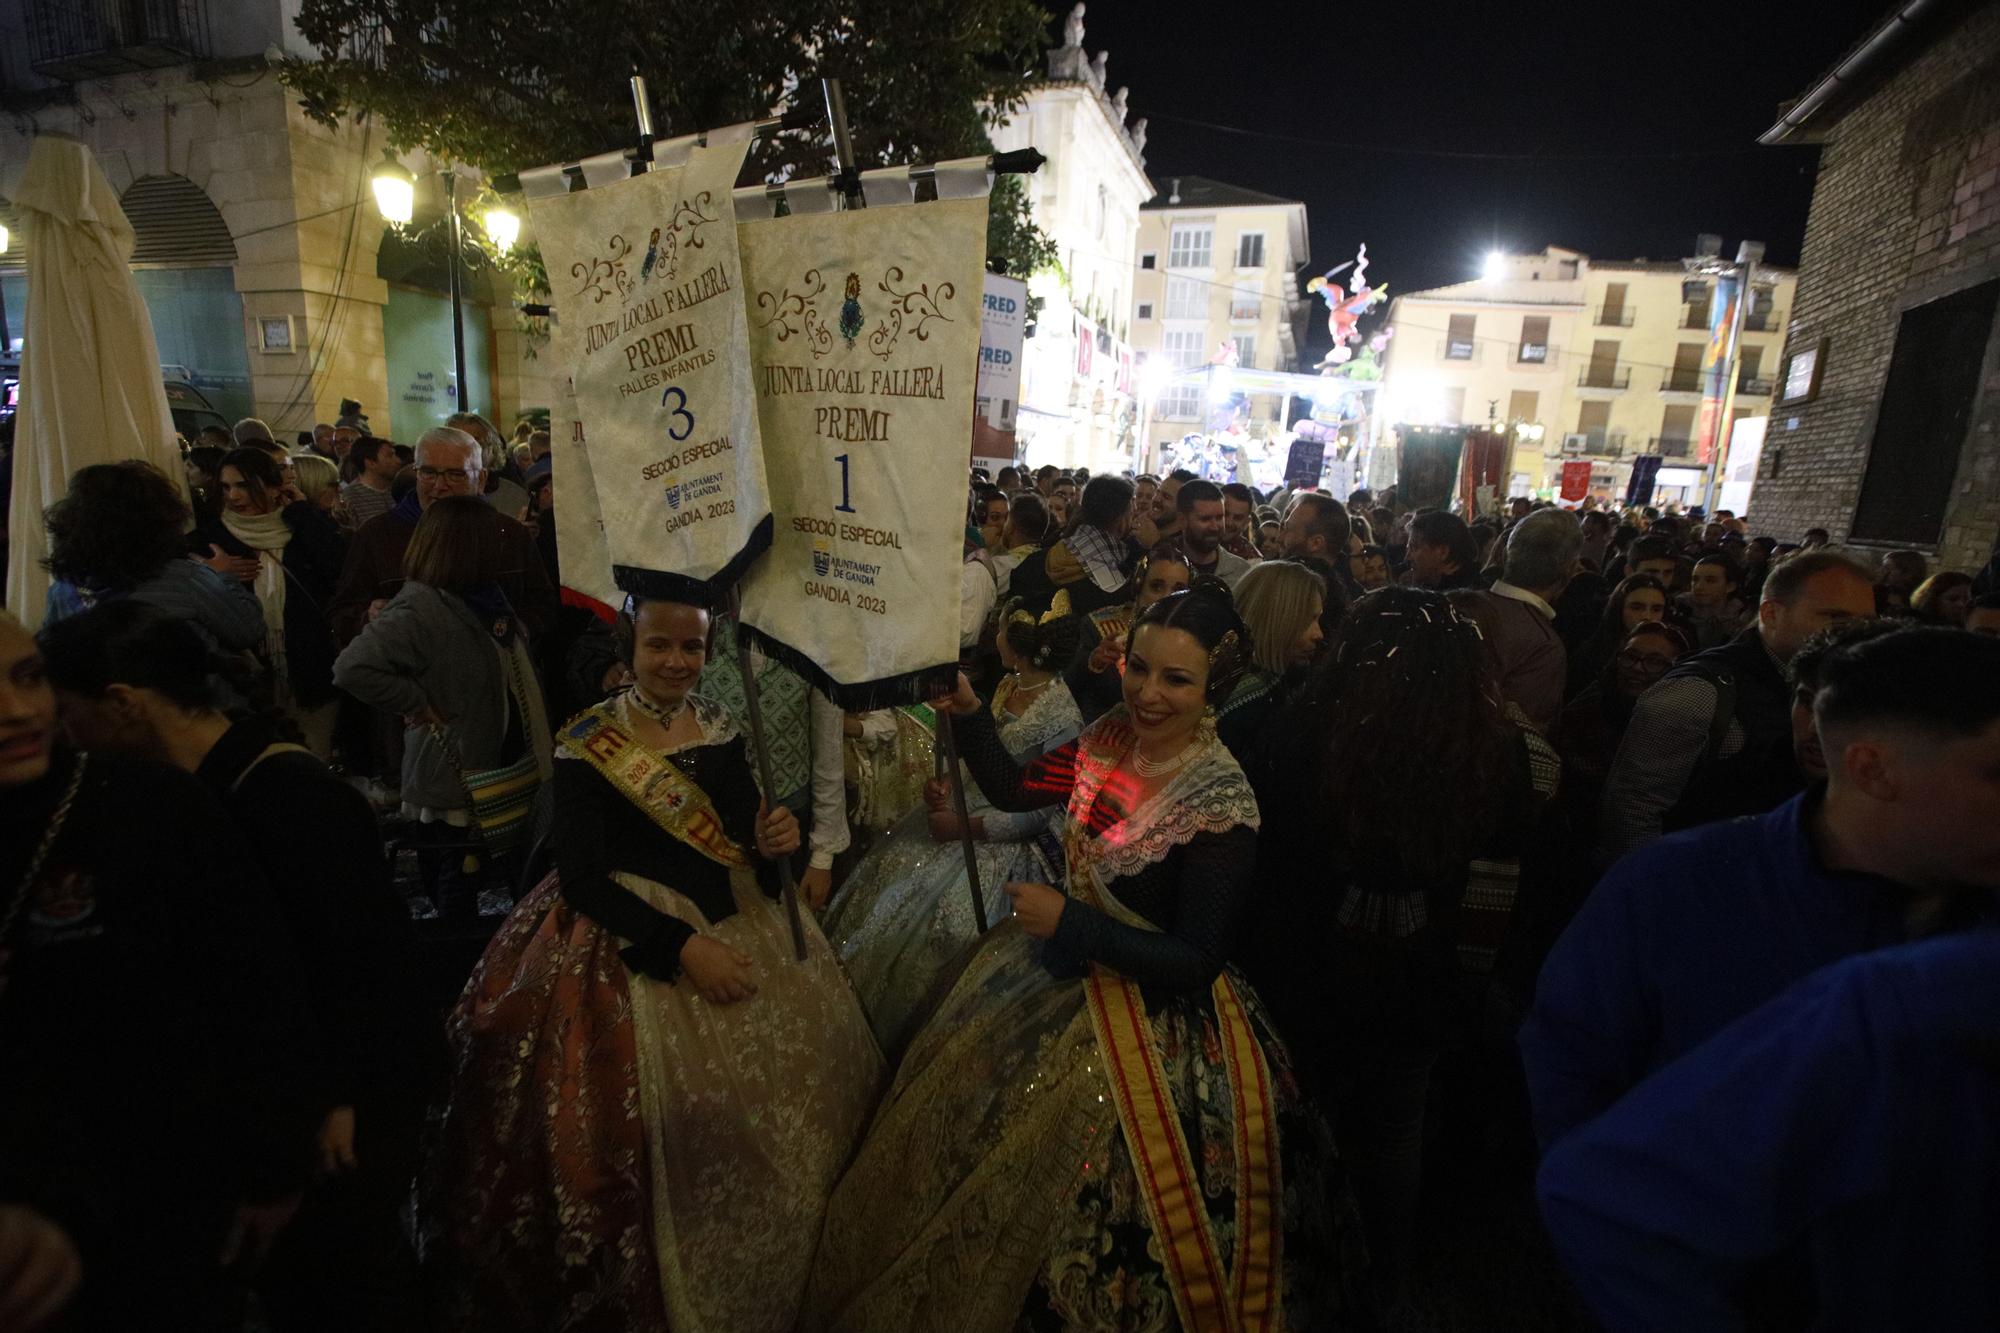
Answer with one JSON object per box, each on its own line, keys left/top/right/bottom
{"left": 1520, "top": 626, "right": 2000, "bottom": 1150}
{"left": 1538, "top": 930, "right": 2000, "bottom": 1332}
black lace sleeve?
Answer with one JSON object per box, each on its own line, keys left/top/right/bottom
{"left": 701, "top": 731, "right": 782, "bottom": 899}
{"left": 1051, "top": 824, "right": 1257, "bottom": 993}
{"left": 953, "top": 705, "right": 1079, "bottom": 813}
{"left": 554, "top": 760, "right": 694, "bottom": 980}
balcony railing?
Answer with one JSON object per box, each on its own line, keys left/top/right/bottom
{"left": 1662, "top": 368, "right": 1704, "bottom": 393}
{"left": 1228, "top": 300, "right": 1260, "bottom": 322}
{"left": 1649, "top": 435, "right": 1696, "bottom": 458}
{"left": 1517, "top": 342, "right": 1549, "bottom": 364}
{"left": 1680, "top": 304, "right": 1711, "bottom": 330}
{"left": 1594, "top": 306, "right": 1634, "bottom": 327}
{"left": 1744, "top": 308, "right": 1785, "bottom": 333}
{"left": 1438, "top": 338, "right": 1480, "bottom": 363}
{"left": 1577, "top": 366, "right": 1630, "bottom": 390}
{"left": 1737, "top": 374, "right": 1774, "bottom": 396}
{"left": 1567, "top": 433, "right": 1628, "bottom": 458}
{"left": 25, "top": 0, "right": 207, "bottom": 79}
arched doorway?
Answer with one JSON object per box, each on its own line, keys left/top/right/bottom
{"left": 120, "top": 174, "right": 255, "bottom": 422}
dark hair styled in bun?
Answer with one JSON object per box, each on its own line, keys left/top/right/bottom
{"left": 1129, "top": 582, "right": 1252, "bottom": 703}
{"left": 998, "top": 598, "right": 1084, "bottom": 673}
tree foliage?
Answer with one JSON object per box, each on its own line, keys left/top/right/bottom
{"left": 283, "top": 0, "right": 1060, "bottom": 288}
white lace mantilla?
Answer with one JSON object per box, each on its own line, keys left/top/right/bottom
{"left": 1063, "top": 708, "right": 1260, "bottom": 885}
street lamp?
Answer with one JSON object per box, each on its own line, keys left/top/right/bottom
{"left": 1482, "top": 250, "right": 1506, "bottom": 282}
{"left": 482, "top": 205, "right": 521, "bottom": 255}
{"left": 370, "top": 152, "right": 416, "bottom": 226}
{"left": 372, "top": 152, "right": 484, "bottom": 419}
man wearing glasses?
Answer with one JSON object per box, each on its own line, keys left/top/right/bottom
{"left": 329, "top": 427, "right": 555, "bottom": 647}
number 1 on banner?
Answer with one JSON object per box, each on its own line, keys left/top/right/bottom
{"left": 834, "top": 453, "right": 856, "bottom": 513}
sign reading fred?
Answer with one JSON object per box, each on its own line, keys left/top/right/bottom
{"left": 735, "top": 191, "right": 990, "bottom": 706}
{"left": 527, "top": 140, "right": 771, "bottom": 600}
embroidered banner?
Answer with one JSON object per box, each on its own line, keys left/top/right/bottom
{"left": 527, "top": 139, "right": 771, "bottom": 603}
{"left": 732, "top": 190, "right": 991, "bottom": 708}
{"left": 548, "top": 367, "right": 620, "bottom": 609}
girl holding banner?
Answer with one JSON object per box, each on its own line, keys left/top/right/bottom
{"left": 808, "top": 588, "right": 1367, "bottom": 1332}
{"left": 425, "top": 593, "right": 883, "bottom": 1333}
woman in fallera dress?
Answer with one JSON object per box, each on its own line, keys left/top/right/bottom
{"left": 423, "top": 595, "right": 884, "bottom": 1333}
{"left": 807, "top": 587, "right": 1367, "bottom": 1333}
{"left": 825, "top": 603, "right": 1084, "bottom": 1055}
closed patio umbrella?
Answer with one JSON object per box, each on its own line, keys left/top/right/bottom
{"left": 4, "top": 134, "right": 182, "bottom": 626}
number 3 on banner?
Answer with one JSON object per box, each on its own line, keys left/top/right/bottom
{"left": 834, "top": 453, "right": 856, "bottom": 514}
{"left": 660, "top": 386, "right": 694, "bottom": 442}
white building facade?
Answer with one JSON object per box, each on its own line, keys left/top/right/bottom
{"left": 1377, "top": 244, "right": 1797, "bottom": 501}
{"left": 987, "top": 12, "right": 1152, "bottom": 471}
{"left": 1, "top": 0, "right": 549, "bottom": 440}
{"left": 1128, "top": 176, "right": 1308, "bottom": 460}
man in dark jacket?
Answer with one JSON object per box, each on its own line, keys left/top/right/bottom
{"left": 1524, "top": 628, "right": 2000, "bottom": 1152}
{"left": 329, "top": 427, "right": 556, "bottom": 647}
{"left": 1597, "top": 550, "right": 1876, "bottom": 867}
{"left": 1540, "top": 930, "right": 2000, "bottom": 1332}
{"left": 1478, "top": 509, "right": 1581, "bottom": 734}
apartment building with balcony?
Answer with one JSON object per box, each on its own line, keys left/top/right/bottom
{"left": 0, "top": 0, "right": 545, "bottom": 439}
{"left": 1378, "top": 244, "right": 1796, "bottom": 499}
{"left": 1128, "top": 175, "right": 1309, "bottom": 456}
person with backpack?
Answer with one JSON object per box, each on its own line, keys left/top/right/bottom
{"left": 39, "top": 601, "right": 431, "bottom": 1332}
{"left": 1596, "top": 550, "right": 1876, "bottom": 868}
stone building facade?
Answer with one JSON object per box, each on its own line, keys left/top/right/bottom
{"left": 1, "top": 1, "right": 549, "bottom": 442}
{"left": 1754, "top": 0, "right": 2000, "bottom": 569}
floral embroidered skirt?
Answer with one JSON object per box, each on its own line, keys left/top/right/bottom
{"left": 424, "top": 870, "right": 885, "bottom": 1332}
{"left": 804, "top": 920, "right": 1370, "bottom": 1332}
{"left": 824, "top": 801, "right": 1059, "bottom": 1058}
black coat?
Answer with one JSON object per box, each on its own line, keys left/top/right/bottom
{"left": 0, "top": 751, "right": 315, "bottom": 1324}
{"left": 191, "top": 502, "right": 348, "bottom": 706}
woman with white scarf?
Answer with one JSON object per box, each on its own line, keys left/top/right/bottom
{"left": 192, "top": 447, "right": 350, "bottom": 755}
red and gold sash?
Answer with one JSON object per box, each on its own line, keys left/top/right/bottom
{"left": 560, "top": 700, "right": 751, "bottom": 871}
{"left": 1062, "top": 717, "right": 1281, "bottom": 1333}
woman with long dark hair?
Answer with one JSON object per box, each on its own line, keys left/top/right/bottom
{"left": 41, "top": 460, "right": 264, "bottom": 652}
{"left": 809, "top": 587, "right": 1366, "bottom": 1331}
{"left": 424, "top": 593, "right": 882, "bottom": 1331}
{"left": 1565, "top": 573, "right": 1670, "bottom": 701}
{"left": 189, "top": 447, "right": 349, "bottom": 754}
{"left": 1558, "top": 620, "right": 1691, "bottom": 806}
{"left": 825, "top": 603, "right": 1083, "bottom": 1055}
{"left": 1247, "top": 586, "right": 1556, "bottom": 1299}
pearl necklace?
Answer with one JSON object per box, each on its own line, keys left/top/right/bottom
{"left": 1009, "top": 673, "right": 1053, "bottom": 695}
{"left": 1131, "top": 736, "right": 1202, "bottom": 779}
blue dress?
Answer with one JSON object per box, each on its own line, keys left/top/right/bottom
{"left": 823, "top": 676, "right": 1080, "bottom": 1056}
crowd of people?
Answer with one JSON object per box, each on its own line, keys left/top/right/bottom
{"left": 2, "top": 420, "right": 1998, "bottom": 1332}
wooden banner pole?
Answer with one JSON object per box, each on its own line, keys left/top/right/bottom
{"left": 729, "top": 592, "right": 810, "bottom": 961}
{"left": 818, "top": 75, "right": 991, "bottom": 933}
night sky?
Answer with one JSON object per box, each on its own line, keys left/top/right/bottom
{"left": 1046, "top": 0, "right": 1894, "bottom": 358}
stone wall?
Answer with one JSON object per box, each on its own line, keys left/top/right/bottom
{"left": 0, "top": 65, "right": 393, "bottom": 438}
{"left": 1754, "top": 1, "right": 2000, "bottom": 571}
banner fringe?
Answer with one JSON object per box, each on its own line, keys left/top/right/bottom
{"left": 613, "top": 513, "right": 775, "bottom": 610}
{"left": 736, "top": 620, "right": 959, "bottom": 712}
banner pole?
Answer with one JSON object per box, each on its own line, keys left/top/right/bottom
{"left": 729, "top": 591, "right": 810, "bottom": 961}
{"left": 819, "top": 73, "right": 989, "bottom": 933}
{"left": 820, "top": 77, "right": 862, "bottom": 208}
